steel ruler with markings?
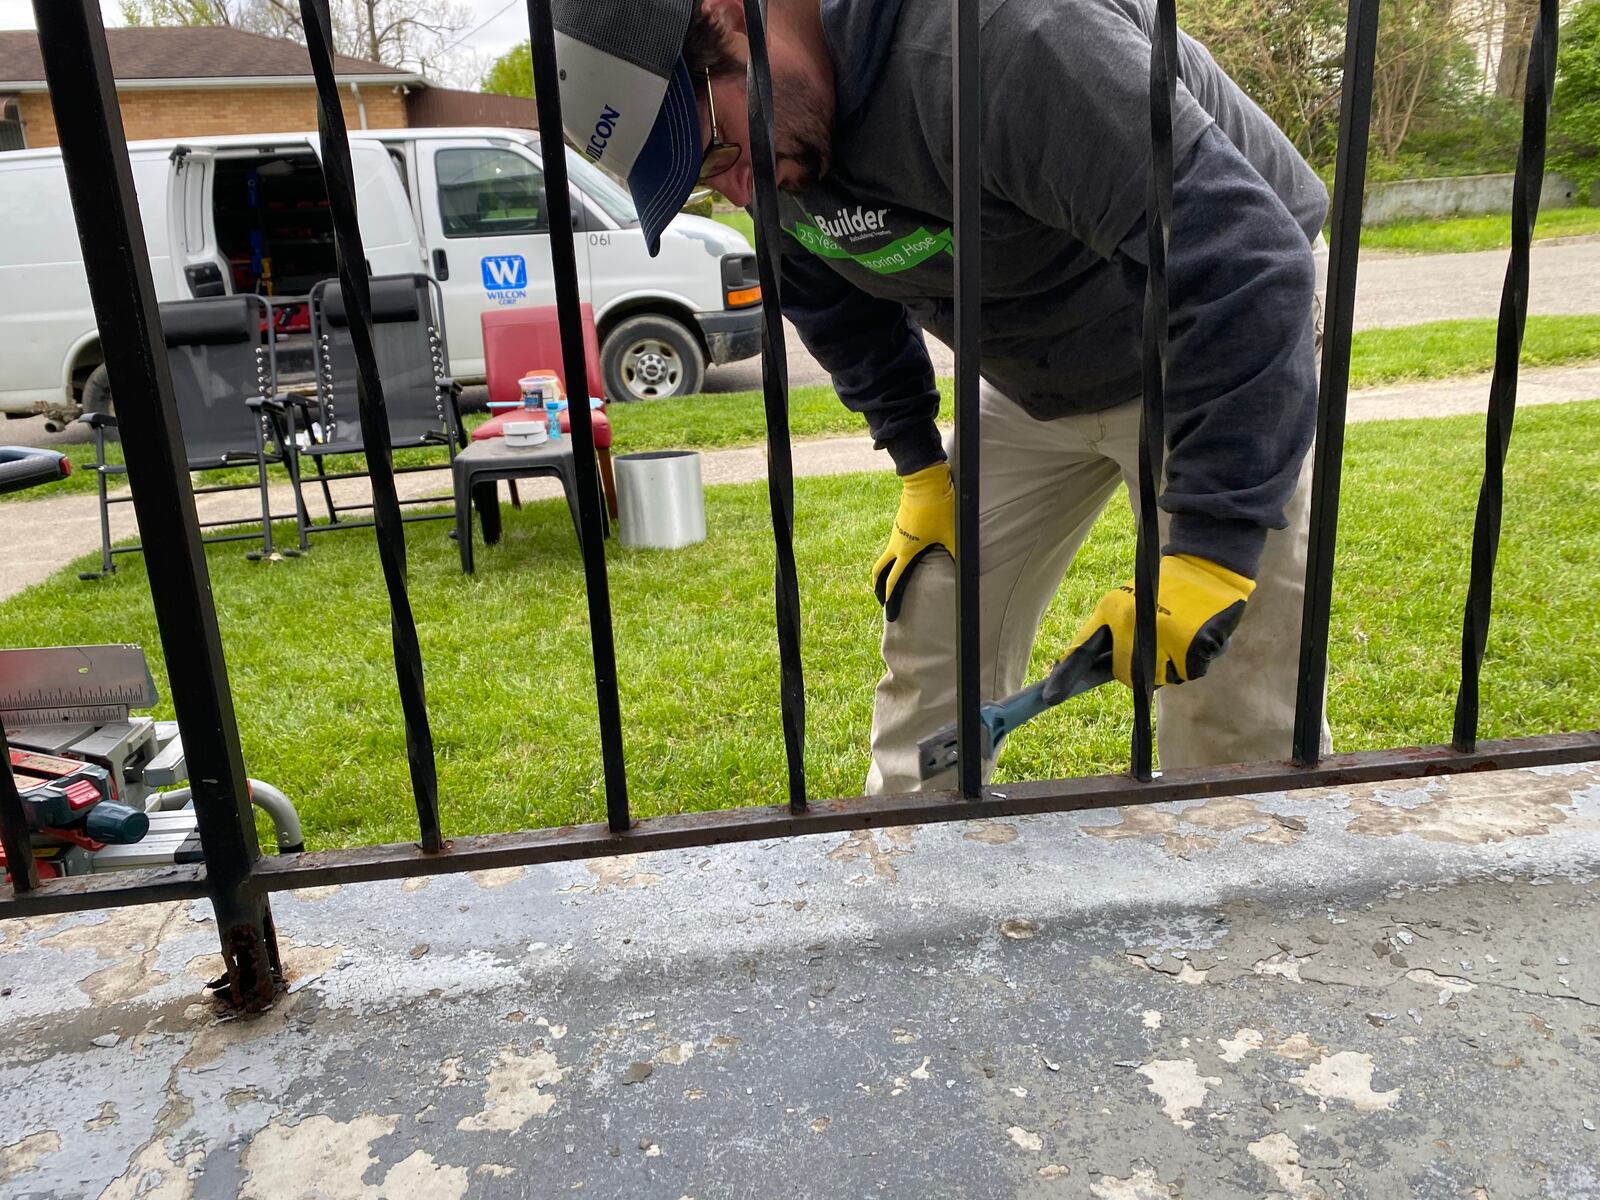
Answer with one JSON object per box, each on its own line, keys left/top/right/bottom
{"left": 0, "top": 645, "right": 159, "bottom": 727}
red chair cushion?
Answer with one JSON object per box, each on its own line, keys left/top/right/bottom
{"left": 472, "top": 407, "right": 612, "bottom": 449}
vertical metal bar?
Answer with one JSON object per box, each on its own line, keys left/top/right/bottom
{"left": 1131, "top": 0, "right": 1179, "bottom": 782}
{"left": 297, "top": 0, "right": 443, "bottom": 851}
{"left": 952, "top": 0, "right": 983, "bottom": 799}
{"left": 1292, "top": 0, "right": 1381, "bottom": 766}
{"left": 0, "top": 720, "right": 39, "bottom": 893}
{"left": 742, "top": 0, "right": 808, "bottom": 812}
{"left": 33, "top": 0, "right": 278, "bottom": 1006}
{"left": 1453, "top": 0, "right": 1559, "bottom": 752}
{"left": 527, "top": 0, "right": 631, "bottom": 830}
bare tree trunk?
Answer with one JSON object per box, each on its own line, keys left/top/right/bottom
{"left": 1496, "top": 0, "right": 1537, "bottom": 99}
{"left": 366, "top": 0, "right": 382, "bottom": 62}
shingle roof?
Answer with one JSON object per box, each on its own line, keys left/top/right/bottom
{"left": 0, "top": 26, "right": 423, "bottom": 86}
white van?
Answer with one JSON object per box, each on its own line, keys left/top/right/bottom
{"left": 0, "top": 127, "right": 762, "bottom": 424}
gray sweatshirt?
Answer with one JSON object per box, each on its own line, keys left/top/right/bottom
{"left": 778, "top": 0, "right": 1329, "bottom": 576}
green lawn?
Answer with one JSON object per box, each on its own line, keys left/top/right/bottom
{"left": 1350, "top": 316, "right": 1600, "bottom": 387}
{"left": 1360, "top": 206, "right": 1600, "bottom": 254}
{"left": 712, "top": 208, "right": 755, "bottom": 246}
{"left": 2, "top": 401, "right": 1596, "bottom": 850}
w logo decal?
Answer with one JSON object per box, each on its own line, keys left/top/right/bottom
{"left": 481, "top": 255, "right": 527, "bottom": 290}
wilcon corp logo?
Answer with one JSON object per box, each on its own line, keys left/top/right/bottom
{"left": 481, "top": 255, "right": 527, "bottom": 306}
{"left": 584, "top": 104, "right": 621, "bottom": 162}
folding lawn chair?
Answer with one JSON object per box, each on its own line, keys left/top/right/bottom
{"left": 299, "top": 273, "right": 464, "bottom": 530}
{"left": 78, "top": 295, "right": 309, "bottom": 581}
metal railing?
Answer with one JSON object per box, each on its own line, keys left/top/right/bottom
{"left": 2, "top": 0, "right": 1595, "bottom": 1010}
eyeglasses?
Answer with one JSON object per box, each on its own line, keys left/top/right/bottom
{"left": 698, "top": 68, "right": 742, "bottom": 183}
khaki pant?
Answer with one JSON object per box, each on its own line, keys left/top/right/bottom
{"left": 865, "top": 380, "right": 1332, "bottom": 795}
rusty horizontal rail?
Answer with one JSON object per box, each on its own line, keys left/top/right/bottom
{"left": 4, "top": 730, "right": 1596, "bottom": 916}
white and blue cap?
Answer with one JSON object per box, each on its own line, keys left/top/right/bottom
{"left": 553, "top": 0, "right": 701, "bottom": 256}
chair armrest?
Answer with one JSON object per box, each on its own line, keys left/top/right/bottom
{"left": 441, "top": 382, "right": 469, "bottom": 449}
{"left": 77, "top": 412, "right": 118, "bottom": 430}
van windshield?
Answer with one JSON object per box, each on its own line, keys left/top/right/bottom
{"left": 563, "top": 148, "right": 639, "bottom": 226}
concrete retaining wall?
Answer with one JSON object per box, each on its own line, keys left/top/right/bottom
{"left": 1366, "top": 171, "right": 1594, "bottom": 224}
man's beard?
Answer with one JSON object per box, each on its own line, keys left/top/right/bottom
{"left": 771, "top": 60, "right": 833, "bottom": 190}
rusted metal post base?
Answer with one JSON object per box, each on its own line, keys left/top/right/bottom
{"left": 213, "top": 897, "right": 282, "bottom": 1011}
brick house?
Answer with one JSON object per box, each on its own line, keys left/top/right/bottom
{"left": 0, "top": 26, "right": 425, "bottom": 150}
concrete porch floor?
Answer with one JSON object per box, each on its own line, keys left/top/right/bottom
{"left": 2, "top": 762, "right": 1599, "bottom": 1199}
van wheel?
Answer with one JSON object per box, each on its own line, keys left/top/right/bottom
{"left": 82, "top": 364, "right": 113, "bottom": 418}
{"left": 602, "top": 315, "right": 705, "bottom": 401}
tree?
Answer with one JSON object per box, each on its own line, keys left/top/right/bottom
{"left": 1368, "top": 0, "right": 1475, "bottom": 160}
{"left": 1496, "top": 0, "right": 1541, "bottom": 98}
{"left": 1184, "top": 0, "right": 1347, "bottom": 161}
{"left": 119, "top": 1, "right": 251, "bottom": 23}
{"left": 1552, "top": 0, "right": 1600, "bottom": 194}
{"left": 122, "top": 0, "right": 472, "bottom": 75}
{"left": 481, "top": 41, "right": 533, "bottom": 97}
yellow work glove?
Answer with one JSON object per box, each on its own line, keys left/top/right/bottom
{"left": 1060, "top": 554, "right": 1256, "bottom": 689}
{"left": 872, "top": 462, "right": 956, "bottom": 621}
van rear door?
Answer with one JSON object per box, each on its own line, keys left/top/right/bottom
{"left": 414, "top": 138, "right": 591, "bottom": 377}
{"left": 344, "top": 140, "right": 427, "bottom": 278}
{"left": 167, "top": 145, "right": 231, "bottom": 298}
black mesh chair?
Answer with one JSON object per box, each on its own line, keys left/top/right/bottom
{"left": 299, "top": 274, "right": 464, "bottom": 530}
{"left": 79, "top": 295, "right": 310, "bottom": 581}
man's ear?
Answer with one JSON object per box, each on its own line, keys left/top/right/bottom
{"left": 699, "top": 0, "right": 748, "bottom": 41}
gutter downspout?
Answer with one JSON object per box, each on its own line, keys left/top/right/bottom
{"left": 351, "top": 82, "right": 369, "bottom": 129}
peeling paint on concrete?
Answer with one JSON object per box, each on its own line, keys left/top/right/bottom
{"left": 455, "top": 1045, "right": 568, "bottom": 1131}
{"left": 0, "top": 1130, "right": 61, "bottom": 1182}
{"left": 1000, "top": 918, "right": 1040, "bottom": 940}
{"left": 1407, "top": 968, "right": 1475, "bottom": 994}
{"left": 1180, "top": 796, "right": 1304, "bottom": 846}
{"left": 377, "top": 1149, "right": 470, "bottom": 1197}
{"left": 1345, "top": 774, "right": 1572, "bottom": 844}
{"left": 40, "top": 905, "right": 179, "bottom": 1003}
{"left": 1248, "top": 1131, "right": 1326, "bottom": 1200}
{"left": 1295, "top": 1051, "right": 1401, "bottom": 1112}
{"left": 1217, "top": 1028, "right": 1263, "bottom": 1063}
{"left": 963, "top": 820, "right": 1018, "bottom": 844}
{"left": 1090, "top": 1166, "right": 1177, "bottom": 1198}
{"left": 100, "top": 1137, "right": 202, "bottom": 1200}
{"left": 1084, "top": 808, "right": 1178, "bottom": 840}
{"left": 1142, "top": 1010, "right": 1162, "bottom": 1029}
{"left": 1007, "top": 1125, "right": 1043, "bottom": 1152}
{"left": 1136, "top": 1059, "right": 1220, "bottom": 1129}
{"left": 2, "top": 764, "right": 1597, "bottom": 1200}
{"left": 1253, "top": 951, "right": 1306, "bottom": 983}
{"left": 825, "top": 827, "right": 915, "bottom": 881}
{"left": 1085, "top": 796, "right": 1303, "bottom": 857}
{"left": 471, "top": 866, "right": 526, "bottom": 890}
{"left": 240, "top": 1114, "right": 465, "bottom": 1199}
{"left": 1272, "top": 1032, "right": 1328, "bottom": 1061}
{"left": 656, "top": 1041, "right": 694, "bottom": 1066}
{"left": 563, "top": 855, "right": 663, "bottom": 893}
{"left": 1161, "top": 832, "right": 1219, "bottom": 859}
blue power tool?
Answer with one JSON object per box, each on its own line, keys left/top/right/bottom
{"left": 916, "top": 627, "right": 1116, "bottom": 781}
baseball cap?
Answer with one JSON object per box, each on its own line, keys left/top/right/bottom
{"left": 554, "top": 0, "right": 702, "bottom": 256}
